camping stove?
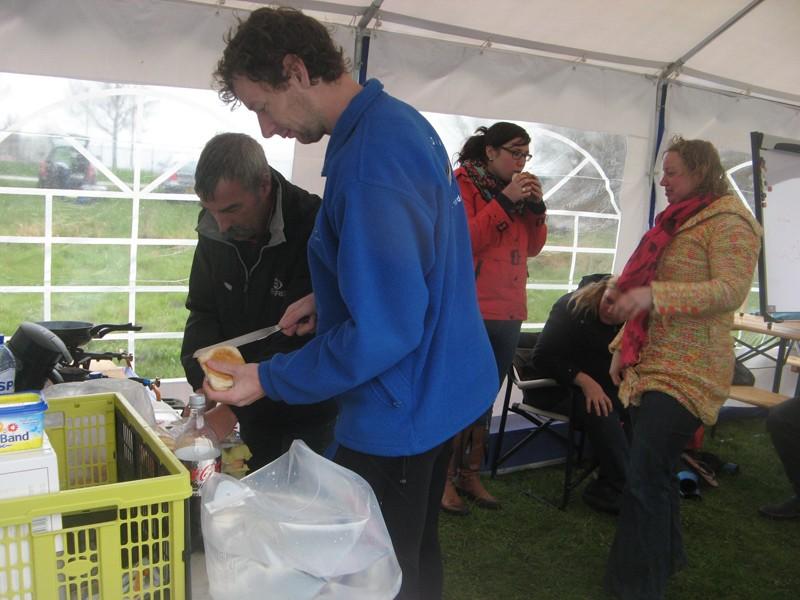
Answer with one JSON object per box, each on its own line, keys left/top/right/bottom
{"left": 56, "top": 346, "right": 134, "bottom": 382}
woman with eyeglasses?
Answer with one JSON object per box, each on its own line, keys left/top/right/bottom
{"left": 441, "top": 122, "right": 548, "bottom": 516}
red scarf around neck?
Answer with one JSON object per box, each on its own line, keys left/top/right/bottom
{"left": 617, "top": 194, "right": 717, "bottom": 368}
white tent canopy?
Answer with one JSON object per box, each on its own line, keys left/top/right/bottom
{"left": 3, "top": 0, "right": 799, "bottom": 262}
{"left": 3, "top": 0, "right": 800, "bottom": 394}
{"left": 4, "top": 0, "right": 799, "bottom": 103}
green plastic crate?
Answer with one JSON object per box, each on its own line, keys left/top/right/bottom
{"left": 0, "top": 392, "right": 191, "bottom": 600}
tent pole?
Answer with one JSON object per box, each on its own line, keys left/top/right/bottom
{"left": 648, "top": 80, "right": 669, "bottom": 227}
{"left": 353, "top": 0, "right": 383, "bottom": 84}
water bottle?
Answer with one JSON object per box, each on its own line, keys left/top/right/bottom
{"left": 0, "top": 335, "right": 16, "bottom": 395}
{"left": 174, "top": 393, "right": 221, "bottom": 552}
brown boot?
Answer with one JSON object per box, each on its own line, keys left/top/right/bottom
{"left": 455, "top": 423, "right": 501, "bottom": 510}
{"left": 441, "top": 433, "right": 469, "bottom": 516}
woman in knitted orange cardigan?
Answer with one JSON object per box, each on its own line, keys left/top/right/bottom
{"left": 603, "top": 137, "right": 762, "bottom": 600}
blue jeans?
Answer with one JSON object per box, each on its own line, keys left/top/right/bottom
{"left": 483, "top": 319, "right": 522, "bottom": 385}
{"left": 472, "top": 319, "right": 522, "bottom": 429}
{"left": 605, "top": 391, "right": 701, "bottom": 600}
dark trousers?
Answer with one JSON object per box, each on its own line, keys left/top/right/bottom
{"left": 243, "top": 418, "right": 336, "bottom": 471}
{"left": 766, "top": 395, "right": 800, "bottom": 497}
{"left": 527, "top": 386, "right": 629, "bottom": 489}
{"left": 574, "top": 388, "right": 630, "bottom": 489}
{"left": 484, "top": 319, "right": 522, "bottom": 385}
{"left": 335, "top": 441, "right": 450, "bottom": 600}
{"left": 605, "top": 391, "right": 701, "bottom": 600}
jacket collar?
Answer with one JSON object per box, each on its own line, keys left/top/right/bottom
{"left": 321, "top": 79, "right": 381, "bottom": 177}
{"left": 678, "top": 194, "right": 762, "bottom": 237}
{"left": 196, "top": 166, "right": 287, "bottom": 247}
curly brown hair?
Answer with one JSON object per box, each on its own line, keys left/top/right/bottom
{"left": 664, "top": 136, "right": 730, "bottom": 197}
{"left": 214, "top": 7, "right": 347, "bottom": 105}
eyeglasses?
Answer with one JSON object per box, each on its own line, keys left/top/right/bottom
{"left": 499, "top": 146, "right": 533, "bottom": 162}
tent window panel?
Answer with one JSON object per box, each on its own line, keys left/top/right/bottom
{"left": 0, "top": 193, "right": 44, "bottom": 236}
{"left": 52, "top": 196, "right": 132, "bottom": 238}
{"left": 743, "top": 290, "right": 760, "bottom": 313}
{"left": 543, "top": 173, "right": 618, "bottom": 214}
{"left": 0, "top": 133, "right": 40, "bottom": 189}
{"left": 51, "top": 245, "right": 129, "bottom": 286}
{"left": 138, "top": 199, "right": 199, "bottom": 240}
{"left": 136, "top": 246, "right": 193, "bottom": 286}
{"left": 721, "top": 151, "right": 756, "bottom": 214}
{"left": 0, "top": 243, "right": 43, "bottom": 285}
{"left": 51, "top": 292, "right": 129, "bottom": 324}
{"left": 0, "top": 294, "right": 44, "bottom": 336}
{"left": 528, "top": 251, "right": 571, "bottom": 284}
{"left": 146, "top": 156, "right": 199, "bottom": 195}
{"left": 577, "top": 217, "right": 617, "bottom": 248}
{"left": 573, "top": 253, "right": 614, "bottom": 279}
{"left": 544, "top": 214, "right": 574, "bottom": 246}
{"left": 132, "top": 339, "right": 184, "bottom": 380}
{"left": 135, "top": 292, "right": 188, "bottom": 332}
{"left": 526, "top": 289, "right": 565, "bottom": 324}
{"left": 1, "top": 71, "right": 293, "bottom": 384}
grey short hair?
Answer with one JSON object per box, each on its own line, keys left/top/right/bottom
{"left": 194, "top": 132, "right": 271, "bottom": 200}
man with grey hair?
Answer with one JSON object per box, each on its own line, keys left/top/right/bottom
{"left": 180, "top": 132, "right": 336, "bottom": 471}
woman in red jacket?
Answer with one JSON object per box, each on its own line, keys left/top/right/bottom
{"left": 442, "top": 122, "right": 548, "bottom": 515}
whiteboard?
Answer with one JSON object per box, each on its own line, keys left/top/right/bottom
{"left": 751, "top": 133, "right": 800, "bottom": 318}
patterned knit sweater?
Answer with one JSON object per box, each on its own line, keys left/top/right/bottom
{"left": 613, "top": 194, "right": 763, "bottom": 425}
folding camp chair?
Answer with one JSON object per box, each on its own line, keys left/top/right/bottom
{"left": 490, "top": 339, "right": 596, "bottom": 509}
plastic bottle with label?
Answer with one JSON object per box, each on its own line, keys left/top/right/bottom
{"left": 0, "top": 335, "right": 16, "bottom": 395}
{"left": 174, "top": 393, "right": 221, "bottom": 552}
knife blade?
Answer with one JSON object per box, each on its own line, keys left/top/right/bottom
{"left": 191, "top": 325, "right": 282, "bottom": 359}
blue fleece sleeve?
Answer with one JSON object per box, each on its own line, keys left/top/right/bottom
{"left": 258, "top": 180, "right": 434, "bottom": 404}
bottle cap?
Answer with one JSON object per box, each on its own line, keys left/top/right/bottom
{"left": 188, "top": 393, "right": 206, "bottom": 409}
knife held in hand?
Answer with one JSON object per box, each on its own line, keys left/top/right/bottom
{"left": 191, "top": 324, "right": 282, "bottom": 359}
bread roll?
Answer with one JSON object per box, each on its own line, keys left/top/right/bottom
{"left": 197, "top": 345, "right": 245, "bottom": 391}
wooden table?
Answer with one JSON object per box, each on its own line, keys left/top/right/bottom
{"left": 732, "top": 313, "right": 800, "bottom": 394}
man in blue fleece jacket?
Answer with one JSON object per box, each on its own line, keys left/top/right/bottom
{"left": 204, "top": 7, "right": 498, "bottom": 599}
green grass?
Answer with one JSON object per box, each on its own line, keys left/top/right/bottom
{"left": 440, "top": 417, "right": 799, "bottom": 600}
{"left": 52, "top": 245, "right": 130, "bottom": 285}
{"left": 135, "top": 292, "right": 188, "bottom": 331}
{"left": 0, "top": 243, "right": 44, "bottom": 284}
{"left": 136, "top": 245, "right": 193, "bottom": 285}
{"left": 50, "top": 292, "right": 130, "bottom": 323}
{"left": 0, "top": 194, "right": 45, "bottom": 235}
{"left": 0, "top": 161, "right": 38, "bottom": 177}
{"left": 52, "top": 197, "right": 132, "bottom": 237}
{"left": 139, "top": 199, "right": 199, "bottom": 239}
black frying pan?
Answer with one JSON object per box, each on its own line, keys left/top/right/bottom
{"left": 36, "top": 321, "right": 142, "bottom": 348}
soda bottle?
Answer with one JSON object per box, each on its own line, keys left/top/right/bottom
{"left": 0, "top": 335, "right": 16, "bottom": 395}
{"left": 174, "top": 393, "right": 221, "bottom": 552}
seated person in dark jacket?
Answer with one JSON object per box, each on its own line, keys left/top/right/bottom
{"left": 180, "top": 132, "right": 337, "bottom": 471}
{"left": 521, "top": 273, "right": 629, "bottom": 513}
{"left": 759, "top": 395, "right": 800, "bottom": 519}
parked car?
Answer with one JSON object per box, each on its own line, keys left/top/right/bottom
{"left": 161, "top": 160, "right": 197, "bottom": 194}
{"left": 38, "top": 145, "right": 96, "bottom": 189}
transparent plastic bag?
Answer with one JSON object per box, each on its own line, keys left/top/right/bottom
{"left": 200, "top": 440, "right": 401, "bottom": 600}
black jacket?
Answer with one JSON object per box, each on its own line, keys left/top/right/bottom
{"left": 180, "top": 168, "right": 337, "bottom": 430}
{"left": 529, "top": 292, "right": 621, "bottom": 393}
